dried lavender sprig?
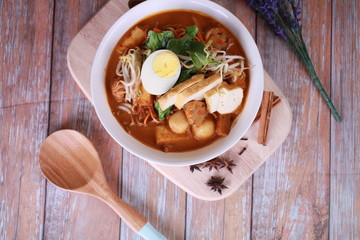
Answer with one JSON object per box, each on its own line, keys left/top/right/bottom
{"left": 246, "top": 0, "right": 342, "bottom": 122}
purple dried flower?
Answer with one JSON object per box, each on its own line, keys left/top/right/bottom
{"left": 290, "top": 0, "right": 301, "bottom": 30}
{"left": 245, "top": 0, "right": 342, "bottom": 122}
{"left": 246, "top": 0, "right": 301, "bottom": 34}
{"left": 274, "top": 25, "right": 287, "bottom": 40}
{"left": 247, "top": 0, "right": 289, "bottom": 39}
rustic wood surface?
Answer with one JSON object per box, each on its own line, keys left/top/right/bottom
{"left": 0, "top": 0, "right": 358, "bottom": 239}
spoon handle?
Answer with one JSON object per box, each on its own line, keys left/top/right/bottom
{"left": 100, "top": 190, "right": 166, "bottom": 239}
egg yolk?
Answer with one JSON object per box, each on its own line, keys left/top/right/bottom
{"left": 152, "top": 52, "right": 179, "bottom": 78}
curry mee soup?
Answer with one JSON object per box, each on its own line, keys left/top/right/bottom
{"left": 105, "top": 10, "right": 249, "bottom": 152}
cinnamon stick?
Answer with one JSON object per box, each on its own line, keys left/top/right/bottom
{"left": 257, "top": 91, "right": 274, "bottom": 145}
{"left": 253, "top": 95, "right": 280, "bottom": 123}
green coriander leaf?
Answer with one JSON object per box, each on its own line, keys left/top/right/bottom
{"left": 146, "top": 30, "right": 174, "bottom": 52}
{"left": 166, "top": 39, "right": 192, "bottom": 55}
{"left": 182, "top": 25, "right": 199, "bottom": 41}
{"left": 154, "top": 101, "right": 172, "bottom": 120}
{"left": 176, "top": 67, "right": 197, "bottom": 85}
{"left": 188, "top": 51, "right": 208, "bottom": 68}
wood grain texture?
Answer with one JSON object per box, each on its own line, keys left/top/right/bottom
{"left": 120, "top": 152, "right": 186, "bottom": 240}
{"left": 1, "top": 0, "right": 359, "bottom": 239}
{"left": 0, "top": 0, "right": 53, "bottom": 239}
{"left": 251, "top": 0, "right": 332, "bottom": 239}
{"left": 330, "top": 0, "right": 360, "bottom": 239}
{"left": 223, "top": 179, "right": 252, "bottom": 240}
{"left": 43, "top": 1, "right": 122, "bottom": 239}
{"left": 51, "top": 0, "right": 109, "bottom": 101}
{"left": 185, "top": 179, "right": 252, "bottom": 240}
{"left": 0, "top": 104, "right": 49, "bottom": 239}
{"left": 0, "top": 0, "right": 53, "bottom": 108}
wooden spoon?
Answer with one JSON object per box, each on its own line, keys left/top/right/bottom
{"left": 39, "top": 129, "right": 166, "bottom": 240}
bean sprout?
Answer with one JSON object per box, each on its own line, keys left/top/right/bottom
{"left": 118, "top": 105, "right": 132, "bottom": 114}
{"left": 115, "top": 47, "right": 146, "bottom": 103}
{"left": 205, "top": 46, "right": 248, "bottom": 82}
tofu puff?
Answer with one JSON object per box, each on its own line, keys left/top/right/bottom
{"left": 105, "top": 10, "right": 249, "bottom": 152}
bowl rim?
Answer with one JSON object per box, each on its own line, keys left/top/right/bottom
{"left": 91, "top": 0, "right": 264, "bottom": 166}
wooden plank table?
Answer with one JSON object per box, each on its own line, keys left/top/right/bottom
{"left": 0, "top": 0, "right": 359, "bottom": 239}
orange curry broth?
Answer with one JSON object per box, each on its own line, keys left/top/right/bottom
{"left": 105, "top": 10, "right": 249, "bottom": 152}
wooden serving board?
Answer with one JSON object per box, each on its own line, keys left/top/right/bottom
{"left": 67, "top": 0, "right": 292, "bottom": 201}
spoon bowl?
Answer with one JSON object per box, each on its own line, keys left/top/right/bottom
{"left": 39, "top": 130, "right": 98, "bottom": 190}
{"left": 39, "top": 129, "right": 166, "bottom": 240}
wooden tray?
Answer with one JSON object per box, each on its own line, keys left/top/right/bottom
{"left": 67, "top": 0, "right": 292, "bottom": 201}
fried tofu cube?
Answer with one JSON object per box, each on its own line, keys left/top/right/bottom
{"left": 183, "top": 100, "right": 208, "bottom": 127}
{"left": 155, "top": 126, "right": 189, "bottom": 145}
{"left": 204, "top": 81, "right": 243, "bottom": 114}
{"left": 158, "top": 74, "right": 204, "bottom": 111}
{"left": 215, "top": 114, "right": 231, "bottom": 136}
{"left": 137, "top": 84, "right": 152, "bottom": 106}
{"left": 123, "top": 27, "right": 146, "bottom": 48}
{"left": 175, "top": 73, "right": 222, "bottom": 109}
{"left": 116, "top": 46, "right": 128, "bottom": 55}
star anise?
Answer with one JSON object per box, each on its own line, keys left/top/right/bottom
{"left": 221, "top": 159, "right": 236, "bottom": 174}
{"left": 190, "top": 164, "right": 202, "bottom": 173}
{"left": 202, "top": 158, "right": 223, "bottom": 172}
{"left": 206, "top": 176, "right": 228, "bottom": 195}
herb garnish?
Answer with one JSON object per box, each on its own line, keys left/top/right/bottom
{"left": 145, "top": 30, "right": 174, "bottom": 52}
{"left": 145, "top": 25, "right": 220, "bottom": 85}
{"left": 154, "top": 101, "right": 172, "bottom": 120}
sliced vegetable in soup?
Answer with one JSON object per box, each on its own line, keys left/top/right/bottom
{"left": 105, "top": 10, "right": 249, "bottom": 152}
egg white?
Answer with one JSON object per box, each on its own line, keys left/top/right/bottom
{"left": 140, "top": 49, "right": 181, "bottom": 95}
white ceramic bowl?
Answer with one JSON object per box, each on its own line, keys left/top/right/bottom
{"left": 91, "top": 0, "right": 264, "bottom": 166}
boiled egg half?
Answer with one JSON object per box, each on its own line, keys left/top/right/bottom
{"left": 141, "top": 49, "right": 181, "bottom": 95}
